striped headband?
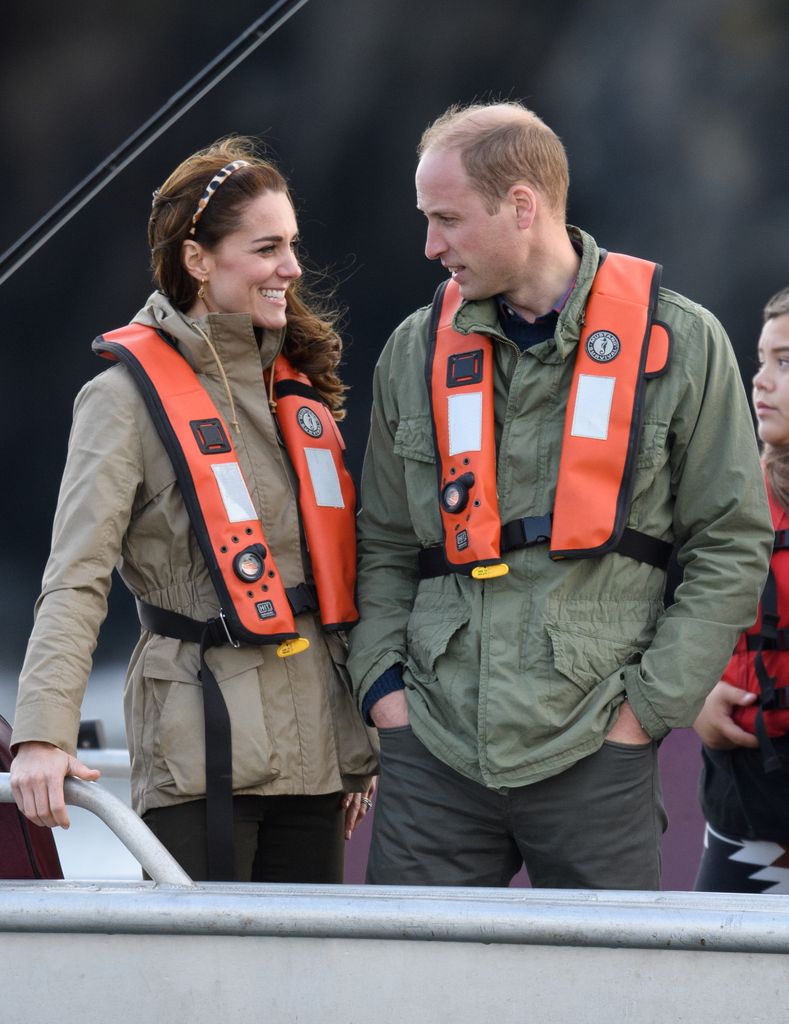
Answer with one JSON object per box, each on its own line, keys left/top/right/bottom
{"left": 188, "top": 159, "right": 251, "bottom": 237}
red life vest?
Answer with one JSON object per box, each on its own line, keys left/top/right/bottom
{"left": 94, "top": 325, "right": 358, "bottom": 641}
{"left": 424, "top": 252, "right": 672, "bottom": 578}
{"left": 729, "top": 481, "right": 789, "bottom": 747}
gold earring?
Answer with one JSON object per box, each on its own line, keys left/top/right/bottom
{"left": 197, "top": 278, "right": 207, "bottom": 302}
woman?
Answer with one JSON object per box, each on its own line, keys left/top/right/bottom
{"left": 694, "top": 286, "right": 789, "bottom": 893}
{"left": 10, "top": 137, "right": 377, "bottom": 883}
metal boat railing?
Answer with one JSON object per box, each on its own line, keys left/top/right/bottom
{"left": 2, "top": 771, "right": 789, "bottom": 952}
{"left": 2, "top": 775, "right": 789, "bottom": 1022}
{"left": 0, "top": 772, "right": 191, "bottom": 886}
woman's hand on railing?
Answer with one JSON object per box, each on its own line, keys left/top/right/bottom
{"left": 10, "top": 740, "right": 101, "bottom": 829}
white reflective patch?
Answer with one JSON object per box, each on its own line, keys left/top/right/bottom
{"left": 212, "top": 462, "right": 257, "bottom": 523}
{"left": 448, "top": 392, "right": 483, "bottom": 456}
{"left": 305, "top": 447, "right": 344, "bottom": 508}
{"left": 570, "top": 375, "right": 616, "bottom": 440}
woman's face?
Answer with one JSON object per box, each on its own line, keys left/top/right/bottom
{"left": 193, "top": 189, "right": 302, "bottom": 329}
{"left": 753, "top": 313, "right": 789, "bottom": 447}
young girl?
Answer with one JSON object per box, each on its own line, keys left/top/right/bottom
{"left": 694, "top": 286, "right": 789, "bottom": 893}
{"left": 11, "top": 137, "right": 377, "bottom": 882}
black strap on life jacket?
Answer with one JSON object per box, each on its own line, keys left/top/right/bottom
{"left": 748, "top": 526, "right": 789, "bottom": 773}
{"left": 751, "top": 568, "right": 783, "bottom": 773}
{"left": 745, "top": 630, "right": 789, "bottom": 652}
{"left": 775, "top": 529, "right": 789, "bottom": 551}
{"left": 136, "top": 584, "right": 319, "bottom": 881}
{"left": 137, "top": 601, "right": 235, "bottom": 879}
{"left": 418, "top": 515, "right": 672, "bottom": 579}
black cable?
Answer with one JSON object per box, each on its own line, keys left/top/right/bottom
{"left": 0, "top": 0, "right": 311, "bottom": 287}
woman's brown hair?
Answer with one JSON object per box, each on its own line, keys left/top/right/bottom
{"left": 148, "top": 136, "right": 347, "bottom": 417}
{"left": 760, "top": 286, "right": 789, "bottom": 509}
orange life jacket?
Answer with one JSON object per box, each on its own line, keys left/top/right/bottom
{"left": 423, "top": 252, "right": 672, "bottom": 578}
{"left": 270, "top": 356, "right": 358, "bottom": 630}
{"left": 94, "top": 324, "right": 358, "bottom": 640}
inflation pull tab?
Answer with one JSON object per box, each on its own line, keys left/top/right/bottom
{"left": 471, "top": 563, "right": 509, "bottom": 580}
{"left": 277, "top": 637, "right": 311, "bottom": 658}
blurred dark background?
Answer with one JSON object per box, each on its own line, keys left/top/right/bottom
{"left": 1, "top": 0, "right": 788, "bottom": 887}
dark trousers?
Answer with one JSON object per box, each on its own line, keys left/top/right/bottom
{"left": 367, "top": 726, "right": 666, "bottom": 889}
{"left": 694, "top": 822, "right": 789, "bottom": 894}
{"left": 143, "top": 792, "right": 345, "bottom": 883}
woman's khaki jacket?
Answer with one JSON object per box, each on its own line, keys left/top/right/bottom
{"left": 13, "top": 293, "right": 377, "bottom": 816}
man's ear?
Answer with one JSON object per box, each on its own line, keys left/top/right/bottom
{"left": 181, "top": 238, "right": 211, "bottom": 281}
{"left": 510, "top": 184, "right": 537, "bottom": 230}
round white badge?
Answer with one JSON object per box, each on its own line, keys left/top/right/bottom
{"left": 585, "top": 330, "right": 620, "bottom": 363}
{"left": 297, "top": 406, "right": 323, "bottom": 437}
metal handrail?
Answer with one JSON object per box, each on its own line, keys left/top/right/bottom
{"left": 0, "top": 880, "right": 788, "bottom": 953}
{"left": 0, "top": 773, "right": 192, "bottom": 886}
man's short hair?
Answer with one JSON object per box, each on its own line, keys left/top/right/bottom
{"left": 418, "top": 101, "right": 569, "bottom": 217}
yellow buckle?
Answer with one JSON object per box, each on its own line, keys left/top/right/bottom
{"left": 471, "top": 563, "right": 509, "bottom": 580}
{"left": 276, "top": 637, "right": 311, "bottom": 658}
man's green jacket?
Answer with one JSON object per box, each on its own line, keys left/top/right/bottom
{"left": 348, "top": 229, "right": 773, "bottom": 789}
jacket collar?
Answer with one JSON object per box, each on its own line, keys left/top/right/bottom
{"left": 131, "top": 291, "right": 285, "bottom": 376}
{"left": 451, "top": 227, "right": 602, "bottom": 362}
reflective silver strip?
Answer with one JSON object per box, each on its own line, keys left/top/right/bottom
{"left": 305, "top": 447, "right": 344, "bottom": 508}
{"left": 211, "top": 462, "right": 257, "bottom": 522}
{"left": 448, "top": 392, "right": 483, "bottom": 456}
{"left": 570, "top": 374, "right": 615, "bottom": 440}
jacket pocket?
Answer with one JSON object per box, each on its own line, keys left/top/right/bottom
{"left": 405, "top": 578, "right": 471, "bottom": 679}
{"left": 630, "top": 418, "right": 671, "bottom": 509}
{"left": 323, "top": 630, "right": 352, "bottom": 692}
{"left": 393, "top": 414, "right": 436, "bottom": 464}
{"left": 544, "top": 598, "right": 661, "bottom": 695}
{"left": 636, "top": 419, "right": 669, "bottom": 470}
{"left": 393, "top": 415, "right": 442, "bottom": 543}
{"left": 323, "top": 632, "right": 379, "bottom": 775}
{"left": 145, "top": 643, "right": 279, "bottom": 797}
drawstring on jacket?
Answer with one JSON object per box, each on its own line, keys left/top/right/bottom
{"left": 267, "top": 366, "right": 277, "bottom": 414}
{"left": 191, "top": 320, "right": 241, "bottom": 432}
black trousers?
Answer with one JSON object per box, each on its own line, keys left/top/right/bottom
{"left": 143, "top": 792, "right": 346, "bottom": 883}
{"left": 694, "top": 823, "right": 789, "bottom": 894}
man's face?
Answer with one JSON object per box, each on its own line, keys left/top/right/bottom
{"left": 415, "top": 146, "right": 521, "bottom": 301}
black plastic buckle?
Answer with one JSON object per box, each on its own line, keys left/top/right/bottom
{"left": 760, "top": 687, "right": 789, "bottom": 711}
{"left": 520, "top": 515, "right": 552, "bottom": 546}
{"left": 500, "top": 515, "right": 552, "bottom": 553}
{"left": 761, "top": 611, "right": 781, "bottom": 643}
{"left": 775, "top": 529, "right": 789, "bottom": 551}
{"left": 286, "top": 582, "right": 319, "bottom": 616}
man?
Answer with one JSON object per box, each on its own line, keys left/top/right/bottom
{"left": 348, "top": 101, "right": 772, "bottom": 889}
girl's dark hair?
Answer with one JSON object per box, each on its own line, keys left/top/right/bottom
{"left": 148, "top": 136, "right": 348, "bottom": 416}
{"left": 760, "top": 287, "right": 789, "bottom": 509}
